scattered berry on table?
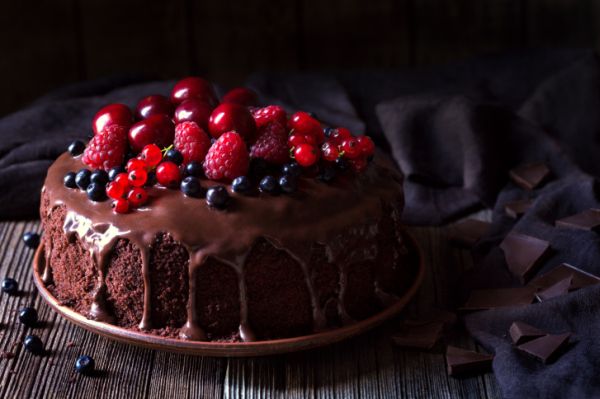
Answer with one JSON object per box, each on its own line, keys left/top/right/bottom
{"left": 128, "top": 114, "right": 174, "bottom": 153}
{"left": 174, "top": 122, "right": 211, "bottom": 165}
{"left": 156, "top": 162, "right": 181, "bottom": 187}
{"left": 208, "top": 103, "right": 257, "bottom": 140}
{"left": 75, "top": 169, "right": 91, "bottom": 190}
{"left": 82, "top": 125, "right": 128, "bottom": 170}
{"left": 221, "top": 87, "right": 258, "bottom": 107}
{"left": 203, "top": 132, "right": 249, "bottom": 182}
{"left": 251, "top": 105, "right": 287, "bottom": 129}
{"left": 259, "top": 176, "right": 278, "bottom": 194}
{"left": 128, "top": 168, "right": 148, "bottom": 187}
{"left": 18, "top": 307, "right": 38, "bottom": 327}
{"left": 140, "top": 144, "right": 163, "bottom": 167}
{"left": 90, "top": 169, "right": 109, "bottom": 186}
{"left": 232, "top": 176, "right": 252, "bottom": 194}
{"left": 112, "top": 198, "right": 130, "bottom": 214}
{"left": 174, "top": 99, "right": 213, "bottom": 131}
{"left": 185, "top": 161, "right": 204, "bottom": 178}
{"left": 135, "top": 95, "right": 173, "bottom": 120}
{"left": 92, "top": 103, "right": 133, "bottom": 135}
{"left": 86, "top": 183, "right": 106, "bottom": 202}
{"left": 108, "top": 166, "right": 125, "bottom": 181}
{"left": 75, "top": 355, "right": 95, "bottom": 375}
{"left": 250, "top": 121, "right": 289, "bottom": 165}
{"left": 170, "top": 77, "right": 218, "bottom": 107}
{"left": 68, "top": 140, "right": 85, "bottom": 156}
{"left": 23, "top": 335, "right": 44, "bottom": 355}
{"left": 278, "top": 175, "right": 296, "bottom": 194}
{"left": 180, "top": 177, "right": 204, "bottom": 198}
{"left": 22, "top": 232, "right": 40, "bottom": 249}
{"left": 282, "top": 162, "right": 302, "bottom": 178}
{"left": 164, "top": 148, "right": 184, "bottom": 165}
{"left": 206, "top": 186, "right": 230, "bottom": 209}
{"left": 63, "top": 172, "right": 77, "bottom": 188}
{"left": 1, "top": 278, "right": 18, "bottom": 295}
{"left": 293, "top": 144, "right": 319, "bottom": 167}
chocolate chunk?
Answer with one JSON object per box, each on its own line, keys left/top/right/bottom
{"left": 555, "top": 209, "right": 600, "bottom": 232}
{"left": 536, "top": 276, "right": 572, "bottom": 302}
{"left": 509, "top": 321, "right": 546, "bottom": 345}
{"left": 461, "top": 287, "right": 536, "bottom": 311}
{"left": 500, "top": 232, "right": 551, "bottom": 283}
{"left": 509, "top": 162, "right": 551, "bottom": 190}
{"left": 446, "top": 346, "right": 494, "bottom": 376}
{"left": 392, "top": 321, "right": 444, "bottom": 350}
{"left": 529, "top": 263, "right": 600, "bottom": 292}
{"left": 448, "top": 219, "right": 491, "bottom": 247}
{"left": 504, "top": 199, "right": 533, "bottom": 219}
{"left": 516, "top": 333, "right": 571, "bottom": 364}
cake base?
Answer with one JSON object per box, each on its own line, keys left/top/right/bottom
{"left": 33, "top": 231, "right": 424, "bottom": 357}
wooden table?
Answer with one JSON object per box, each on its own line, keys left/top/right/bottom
{"left": 0, "top": 219, "right": 501, "bottom": 398}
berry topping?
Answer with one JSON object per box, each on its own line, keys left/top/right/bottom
{"left": 113, "top": 173, "right": 130, "bottom": 190}
{"left": 232, "top": 176, "right": 252, "bottom": 194}
{"left": 203, "top": 132, "right": 249, "bottom": 182}
{"left": 75, "top": 169, "right": 91, "bottom": 190}
{"left": 329, "top": 127, "right": 352, "bottom": 144}
{"left": 340, "top": 138, "right": 361, "bottom": 159}
{"left": 185, "top": 161, "right": 204, "bottom": 177}
{"left": 174, "top": 122, "right": 211, "bottom": 165}
{"left": 127, "top": 187, "right": 148, "bottom": 207}
{"left": 108, "top": 166, "right": 125, "bottom": 181}
{"left": 82, "top": 125, "right": 128, "bottom": 171}
{"left": 180, "top": 176, "right": 204, "bottom": 198}
{"left": 252, "top": 105, "right": 287, "bottom": 129}
{"left": 164, "top": 148, "right": 184, "bottom": 165}
{"left": 22, "top": 232, "right": 40, "bottom": 249}
{"left": 68, "top": 140, "right": 85, "bottom": 156}
{"left": 293, "top": 144, "right": 318, "bottom": 167}
{"left": 208, "top": 103, "right": 257, "bottom": 140}
{"left": 206, "top": 186, "right": 230, "bottom": 209}
{"left": 126, "top": 158, "right": 148, "bottom": 172}
{"left": 86, "top": 183, "right": 106, "bottom": 202}
{"left": 282, "top": 162, "right": 302, "bottom": 178}
{"left": 90, "top": 169, "right": 109, "bottom": 186}
{"left": 259, "top": 175, "right": 278, "bottom": 194}
{"left": 106, "top": 181, "right": 125, "bottom": 200}
{"left": 321, "top": 141, "right": 340, "bottom": 162}
{"left": 140, "top": 144, "right": 163, "bottom": 167}
{"left": 128, "top": 168, "right": 148, "bottom": 187}
{"left": 288, "top": 134, "right": 306, "bottom": 148}
{"left": 18, "top": 307, "right": 38, "bottom": 327}
{"left": 128, "top": 114, "right": 175, "bottom": 153}
{"left": 221, "top": 87, "right": 258, "bottom": 107}
{"left": 1, "top": 278, "right": 18, "bottom": 295}
{"left": 250, "top": 121, "right": 289, "bottom": 165}
{"left": 288, "top": 112, "right": 323, "bottom": 143}
{"left": 156, "top": 162, "right": 181, "bottom": 187}
{"left": 23, "top": 335, "right": 44, "bottom": 355}
{"left": 92, "top": 104, "right": 133, "bottom": 135}
{"left": 170, "top": 77, "right": 218, "bottom": 106}
{"left": 75, "top": 355, "right": 95, "bottom": 375}
{"left": 64, "top": 172, "right": 77, "bottom": 188}
{"left": 356, "top": 135, "right": 375, "bottom": 157}
{"left": 278, "top": 175, "right": 296, "bottom": 194}
{"left": 112, "top": 198, "right": 130, "bottom": 214}
{"left": 174, "top": 99, "right": 213, "bottom": 131}
{"left": 135, "top": 95, "right": 173, "bottom": 120}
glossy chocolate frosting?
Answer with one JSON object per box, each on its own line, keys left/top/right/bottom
{"left": 41, "top": 152, "right": 404, "bottom": 341}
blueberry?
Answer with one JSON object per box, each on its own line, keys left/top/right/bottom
{"left": 335, "top": 157, "right": 349, "bottom": 171}
{"left": 64, "top": 172, "right": 77, "bottom": 188}
{"left": 90, "top": 170, "right": 109, "bottom": 186}
{"left": 145, "top": 171, "right": 157, "bottom": 187}
{"left": 1, "top": 278, "right": 18, "bottom": 295}
{"left": 68, "top": 140, "right": 85, "bottom": 156}
{"left": 282, "top": 162, "right": 302, "bottom": 178}
{"left": 164, "top": 149, "right": 183, "bottom": 165}
{"left": 318, "top": 166, "right": 337, "bottom": 183}
{"left": 185, "top": 161, "right": 204, "bottom": 178}
{"left": 259, "top": 175, "right": 278, "bottom": 194}
{"left": 232, "top": 176, "right": 252, "bottom": 194}
{"left": 180, "top": 177, "right": 204, "bottom": 198}
{"left": 75, "top": 355, "right": 95, "bottom": 375}
{"left": 22, "top": 232, "right": 40, "bottom": 249}
{"left": 75, "top": 169, "right": 91, "bottom": 190}
{"left": 23, "top": 335, "right": 44, "bottom": 355}
{"left": 18, "top": 307, "right": 38, "bottom": 327}
{"left": 278, "top": 175, "right": 296, "bottom": 194}
{"left": 86, "top": 183, "right": 106, "bottom": 202}
{"left": 323, "top": 127, "right": 334, "bottom": 138}
{"left": 206, "top": 186, "right": 230, "bottom": 209}
{"left": 108, "top": 166, "right": 125, "bottom": 181}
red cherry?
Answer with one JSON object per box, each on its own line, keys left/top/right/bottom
{"left": 174, "top": 99, "right": 213, "bottom": 131}
{"left": 330, "top": 127, "right": 352, "bottom": 144}
{"left": 221, "top": 87, "right": 258, "bottom": 107}
{"left": 321, "top": 141, "right": 340, "bottom": 161}
{"left": 140, "top": 144, "right": 163, "bottom": 167}
{"left": 128, "top": 114, "right": 175, "bottom": 152}
{"left": 288, "top": 134, "right": 306, "bottom": 148}
{"left": 128, "top": 168, "right": 148, "bottom": 187}
{"left": 294, "top": 144, "right": 319, "bottom": 167}
{"left": 156, "top": 162, "right": 181, "bottom": 187}
{"left": 349, "top": 158, "right": 368, "bottom": 173}
{"left": 127, "top": 187, "right": 148, "bottom": 207}
{"left": 112, "top": 198, "right": 130, "bottom": 214}
{"left": 288, "top": 112, "right": 323, "bottom": 143}
{"left": 106, "top": 181, "right": 125, "bottom": 200}
{"left": 135, "top": 95, "right": 173, "bottom": 120}
{"left": 208, "top": 103, "right": 257, "bottom": 140}
{"left": 92, "top": 104, "right": 133, "bottom": 135}
{"left": 340, "top": 138, "right": 361, "bottom": 159}
{"left": 114, "top": 173, "right": 130, "bottom": 189}
{"left": 170, "top": 77, "right": 218, "bottom": 106}
{"left": 356, "top": 135, "right": 375, "bottom": 157}
{"left": 126, "top": 158, "right": 148, "bottom": 172}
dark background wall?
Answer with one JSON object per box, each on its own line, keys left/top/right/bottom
{"left": 0, "top": 0, "right": 597, "bottom": 116}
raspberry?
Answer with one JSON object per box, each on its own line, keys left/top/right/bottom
{"left": 82, "top": 125, "right": 127, "bottom": 170}
{"left": 252, "top": 105, "right": 287, "bottom": 129}
{"left": 203, "top": 131, "right": 249, "bottom": 182}
{"left": 174, "top": 121, "right": 212, "bottom": 165}
{"left": 249, "top": 121, "right": 289, "bottom": 165}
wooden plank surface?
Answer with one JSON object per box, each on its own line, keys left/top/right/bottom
{"left": 0, "top": 218, "right": 500, "bottom": 398}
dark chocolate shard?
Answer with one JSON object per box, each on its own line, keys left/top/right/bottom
{"left": 555, "top": 209, "right": 600, "bottom": 232}
{"left": 504, "top": 199, "right": 533, "bottom": 219}
{"left": 461, "top": 287, "right": 536, "bottom": 311}
{"left": 516, "top": 332, "right": 571, "bottom": 364}
{"left": 509, "top": 162, "right": 551, "bottom": 190}
{"left": 391, "top": 321, "right": 444, "bottom": 350}
{"left": 446, "top": 346, "right": 494, "bottom": 376}
{"left": 509, "top": 321, "right": 546, "bottom": 345}
{"left": 536, "top": 276, "right": 572, "bottom": 302}
{"left": 529, "top": 263, "right": 600, "bottom": 292}
{"left": 448, "top": 219, "right": 491, "bottom": 247}
{"left": 500, "top": 232, "right": 551, "bottom": 283}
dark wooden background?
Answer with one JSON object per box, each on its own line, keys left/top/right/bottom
{"left": 0, "top": 0, "right": 597, "bottom": 117}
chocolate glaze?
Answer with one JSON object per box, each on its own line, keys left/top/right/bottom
{"left": 41, "top": 152, "right": 405, "bottom": 341}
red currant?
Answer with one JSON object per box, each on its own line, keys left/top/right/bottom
{"left": 140, "top": 144, "right": 162, "bottom": 167}
{"left": 340, "top": 138, "right": 361, "bottom": 159}
{"left": 294, "top": 144, "right": 319, "bottom": 167}
{"left": 156, "top": 162, "right": 181, "bottom": 187}
{"left": 127, "top": 158, "right": 148, "bottom": 172}
{"left": 112, "top": 198, "right": 130, "bottom": 214}
{"left": 114, "top": 173, "right": 130, "bottom": 190}
{"left": 288, "top": 134, "right": 306, "bottom": 148}
{"left": 127, "top": 187, "right": 148, "bottom": 207}
{"left": 349, "top": 158, "right": 368, "bottom": 173}
{"left": 106, "top": 181, "right": 125, "bottom": 200}
{"left": 330, "top": 127, "right": 352, "bottom": 144}
{"left": 128, "top": 168, "right": 148, "bottom": 187}
{"left": 356, "top": 135, "right": 375, "bottom": 157}
{"left": 288, "top": 112, "right": 324, "bottom": 143}
{"left": 321, "top": 142, "right": 340, "bottom": 161}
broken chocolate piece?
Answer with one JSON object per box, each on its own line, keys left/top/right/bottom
{"left": 516, "top": 332, "right": 571, "bottom": 364}
{"left": 448, "top": 219, "right": 491, "bottom": 247}
{"left": 529, "top": 263, "right": 600, "bottom": 292}
{"left": 392, "top": 321, "right": 444, "bottom": 350}
{"left": 509, "top": 321, "right": 546, "bottom": 345}
{"left": 536, "top": 276, "right": 572, "bottom": 302}
{"left": 461, "top": 287, "right": 536, "bottom": 311}
{"left": 500, "top": 232, "right": 551, "bottom": 283}
{"left": 509, "top": 162, "right": 551, "bottom": 190}
{"left": 555, "top": 209, "right": 600, "bottom": 232}
{"left": 446, "top": 346, "right": 494, "bottom": 376}
{"left": 504, "top": 199, "right": 533, "bottom": 219}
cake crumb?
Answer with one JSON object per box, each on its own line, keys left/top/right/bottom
{"left": 0, "top": 351, "right": 15, "bottom": 360}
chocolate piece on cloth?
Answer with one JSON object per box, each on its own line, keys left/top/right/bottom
{"left": 447, "top": 219, "right": 491, "bottom": 247}
{"left": 500, "top": 232, "right": 551, "bottom": 283}
{"left": 446, "top": 346, "right": 494, "bottom": 376}
{"left": 509, "top": 321, "right": 546, "bottom": 345}
{"left": 555, "top": 209, "right": 600, "bottom": 232}
{"left": 516, "top": 332, "right": 572, "bottom": 364}
{"left": 460, "top": 287, "right": 536, "bottom": 311}
{"left": 391, "top": 322, "right": 444, "bottom": 350}
{"left": 535, "top": 276, "right": 572, "bottom": 302}
{"left": 504, "top": 198, "right": 533, "bottom": 219}
{"left": 528, "top": 263, "right": 600, "bottom": 292}
{"left": 509, "top": 162, "right": 551, "bottom": 190}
